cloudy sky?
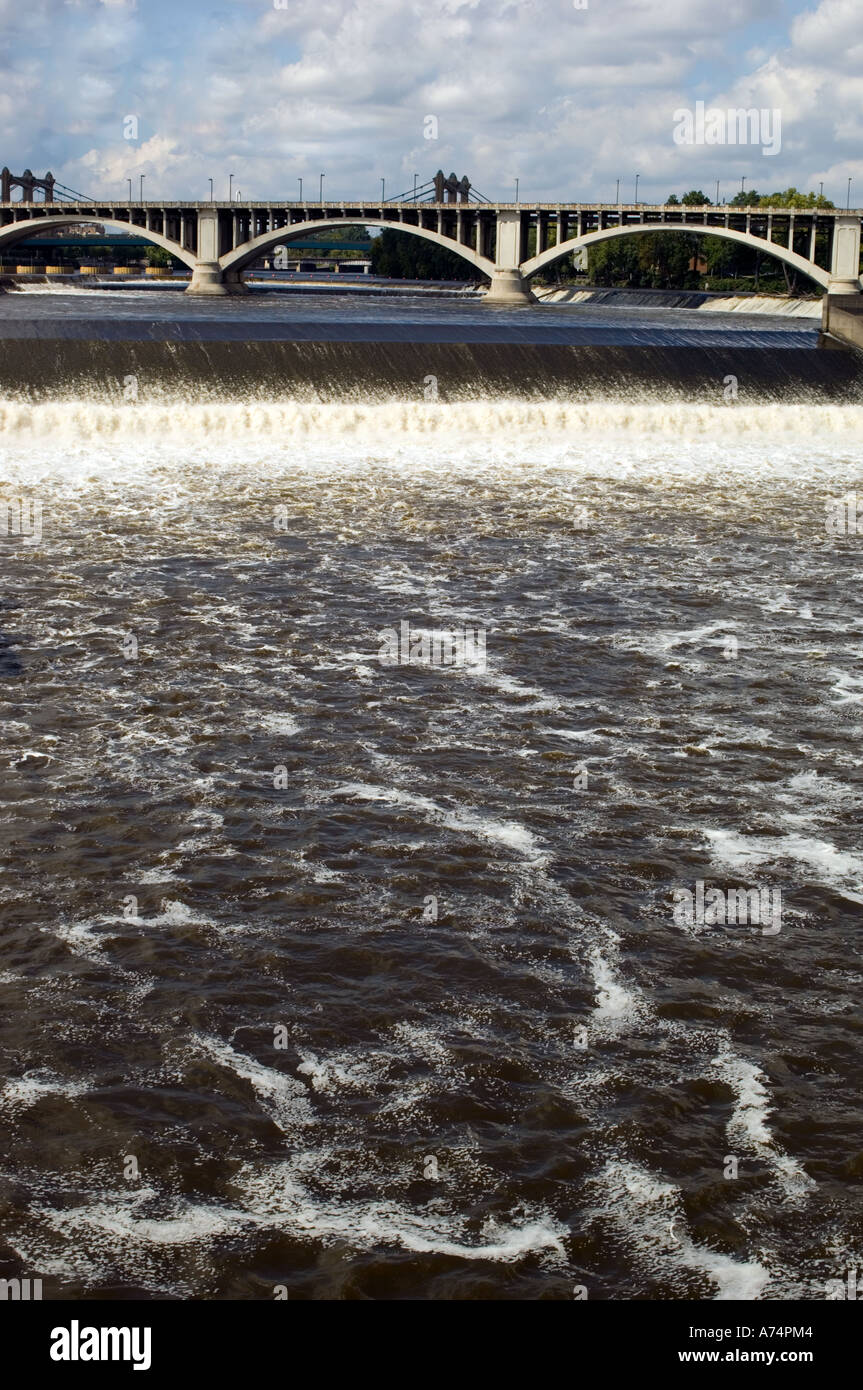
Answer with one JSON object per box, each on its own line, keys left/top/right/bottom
{"left": 0, "top": 0, "right": 860, "bottom": 205}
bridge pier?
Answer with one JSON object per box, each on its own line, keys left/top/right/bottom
{"left": 185, "top": 261, "right": 250, "bottom": 295}
{"left": 827, "top": 216, "right": 862, "bottom": 295}
{"left": 186, "top": 260, "right": 229, "bottom": 295}
{"left": 223, "top": 269, "right": 250, "bottom": 295}
{"left": 828, "top": 277, "right": 862, "bottom": 295}
{"left": 484, "top": 269, "right": 536, "bottom": 305}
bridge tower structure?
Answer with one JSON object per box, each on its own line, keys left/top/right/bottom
{"left": 1, "top": 168, "right": 55, "bottom": 203}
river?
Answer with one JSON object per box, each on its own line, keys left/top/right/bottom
{"left": 0, "top": 287, "right": 861, "bottom": 1300}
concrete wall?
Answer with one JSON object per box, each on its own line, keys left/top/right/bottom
{"left": 822, "top": 295, "right": 863, "bottom": 350}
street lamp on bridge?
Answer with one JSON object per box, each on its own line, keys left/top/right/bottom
{"left": 298, "top": 177, "right": 303, "bottom": 201}
{"left": 381, "top": 177, "right": 385, "bottom": 203}
{"left": 139, "top": 174, "right": 145, "bottom": 201}
{"left": 848, "top": 177, "right": 853, "bottom": 209}
{"left": 413, "top": 173, "right": 418, "bottom": 201}
{"left": 229, "top": 173, "right": 234, "bottom": 201}
{"left": 208, "top": 178, "right": 213, "bottom": 202}
{"left": 127, "top": 178, "right": 132, "bottom": 202}
{"left": 319, "top": 172, "right": 324, "bottom": 201}
{"left": 634, "top": 174, "right": 639, "bottom": 205}
{"left": 514, "top": 177, "right": 519, "bottom": 203}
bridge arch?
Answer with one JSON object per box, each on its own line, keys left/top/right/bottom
{"left": 219, "top": 217, "right": 497, "bottom": 279}
{"left": 521, "top": 222, "right": 833, "bottom": 290}
{"left": 0, "top": 214, "right": 197, "bottom": 270}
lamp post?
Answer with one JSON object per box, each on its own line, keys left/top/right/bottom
{"left": 715, "top": 179, "right": 720, "bottom": 205}
{"left": 381, "top": 177, "right": 385, "bottom": 203}
{"left": 634, "top": 173, "right": 639, "bottom": 205}
{"left": 127, "top": 178, "right": 132, "bottom": 202}
{"left": 229, "top": 173, "right": 234, "bottom": 201}
{"left": 514, "top": 177, "right": 519, "bottom": 203}
{"left": 847, "top": 177, "right": 853, "bottom": 209}
{"left": 139, "top": 174, "right": 145, "bottom": 201}
{"left": 615, "top": 178, "right": 620, "bottom": 205}
{"left": 298, "top": 177, "right": 303, "bottom": 201}
{"left": 319, "top": 172, "right": 324, "bottom": 201}
{"left": 413, "top": 173, "right": 418, "bottom": 201}
{"left": 208, "top": 177, "right": 213, "bottom": 201}
{"left": 741, "top": 175, "right": 746, "bottom": 199}
{"left": 819, "top": 181, "right": 823, "bottom": 199}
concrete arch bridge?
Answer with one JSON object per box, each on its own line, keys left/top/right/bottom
{"left": 1, "top": 197, "right": 860, "bottom": 301}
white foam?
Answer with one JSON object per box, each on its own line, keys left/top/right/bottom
{"left": 703, "top": 826, "right": 863, "bottom": 902}
{"left": 48, "top": 918, "right": 111, "bottom": 958}
{"left": 57, "top": 1192, "right": 240, "bottom": 1246}
{"left": 195, "top": 1036, "right": 315, "bottom": 1133}
{"left": 829, "top": 669, "right": 863, "bottom": 706}
{"left": 19, "top": 1158, "right": 566, "bottom": 1282}
{"left": 297, "top": 1050, "right": 380, "bottom": 1094}
{"left": 1, "top": 1072, "right": 89, "bottom": 1111}
{"left": 595, "top": 1159, "right": 770, "bottom": 1300}
{"left": 589, "top": 945, "right": 640, "bottom": 1024}
{"left": 147, "top": 900, "right": 214, "bottom": 927}
{"left": 711, "top": 1049, "right": 814, "bottom": 1201}
{"left": 323, "top": 781, "right": 545, "bottom": 861}
{"left": 537, "top": 288, "right": 822, "bottom": 318}
{"left": 775, "top": 770, "right": 863, "bottom": 832}
{"left": 543, "top": 727, "right": 609, "bottom": 744}
{"left": 579, "top": 923, "right": 647, "bottom": 1035}
{"left": 471, "top": 668, "right": 562, "bottom": 711}
{"left": 613, "top": 619, "right": 736, "bottom": 661}
{"left": 257, "top": 713, "right": 303, "bottom": 735}
{"left": 2, "top": 401, "right": 863, "bottom": 491}
{"left": 236, "top": 1160, "right": 567, "bottom": 1262}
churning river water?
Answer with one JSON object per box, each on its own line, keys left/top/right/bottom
{"left": 0, "top": 288, "right": 861, "bottom": 1300}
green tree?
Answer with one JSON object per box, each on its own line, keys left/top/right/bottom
{"left": 587, "top": 236, "right": 642, "bottom": 286}
{"left": 369, "top": 228, "right": 472, "bottom": 280}
{"left": 638, "top": 231, "right": 701, "bottom": 287}
{"left": 588, "top": 231, "right": 701, "bottom": 288}
{"left": 758, "top": 188, "right": 835, "bottom": 209}
{"left": 701, "top": 234, "right": 741, "bottom": 278}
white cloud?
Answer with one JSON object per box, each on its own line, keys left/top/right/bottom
{"left": 0, "top": 0, "right": 858, "bottom": 205}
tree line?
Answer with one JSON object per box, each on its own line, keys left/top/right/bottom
{"left": 585, "top": 189, "right": 836, "bottom": 295}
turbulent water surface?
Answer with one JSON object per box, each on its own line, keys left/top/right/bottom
{"left": 0, "top": 290, "right": 861, "bottom": 1300}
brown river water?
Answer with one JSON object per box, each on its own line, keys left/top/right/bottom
{"left": 0, "top": 288, "right": 861, "bottom": 1299}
